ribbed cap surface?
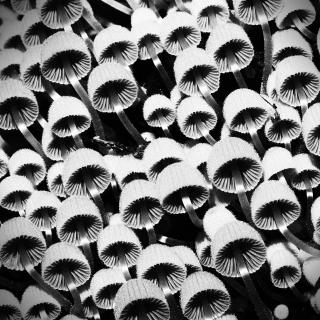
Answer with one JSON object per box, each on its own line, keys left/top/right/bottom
{"left": 143, "top": 137, "right": 185, "bottom": 182}
{"left": 42, "top": 242, "right": 91, "bottom": 290}
{"left": 0, "top": 79, "right": 38, "bottom": 130}
{"left": 262, "top": 147, "right": 294, "bottom": 180}
{"left": 119, "top": 179, "right": 164, "bottom": 229}
{"left": 174, "top": 47, "right": 220, "bottom": 96}
{"left": 290, "top": 153, "right": 320, "bottom": 190}
{"left": 211, "top": 220, "right": 266, "bottom": 277}
{"left": 62, "top": 148, "right": 111, "bottom": 196}
{"left": 275, "top": 55, "right": 320, "bottom": 107}
{"left": 143, "top": 94, "right": 176, "bottom": 127}
{"left": 233, "top": 0, "right": 282, "bottom": 25}
{"left": 160, "top": 11, "right": 201, "bottom": 56}
{"left": 0, "top": 217, "right": 46, "bottom": 271}
{"left": 190, "top": 0, "right": 229, "bottom": 32}
{"left": 47, "top": 162, "right": 66, "bottom": 198}
{"left": 97, "top": 224, "right": 142, "bottom": 268}
{"left": 251, "top": 180, "right": 300, "bottom": 230}
{"left": 88, "top": 62, "right": 138, "bottom": 113}
{"left": 207, "top": 137, "right": 263, "bottom": 193}
{"left": 206, "top": 22, "right": 254, "bottom": 73}
{"left": 223, "top": 88, "right": 273, "bottom": 133}
{"left": 173, "top": 245, "right": 202, "bottom": 274}
{"left": 56, "top": 195, "right": 102, "bottom": 245}
{"left": 26, "top": 190, "right": 60, "bottom": 231}
{"left": 37, "top": 0, "right": 83, "bottom": 29}
{"left": 137, "top": 244, "right": 187, "bottom": 293}
{"left": 0, "top": 175, "right": 34, "bottom": 212}
{"left": 275, "top": 0, "right": 316, "bottom": 29}
{"left": 90, "top": 267, "right": 126, "bottom": 309}
{"left": 114, "top": 279, "right": 170, "bottom": 320}
{"left": 9, "top": 148, "right": 46, "bottom": 185}
{"left": 180, "top": 271, "right": 230, "bottom": 320}
{"left": 48, "top": 96, "right": 91, "bottom": 137}
{"left": 21, "top": 285, "right": 61, "bottom": 320}
{"left": 41, "top": 31, "right": 91, "bottom": 85}
{"left": 0, "top": 49, "right": 22, "bottom": 80}
{"left": 157, "top": 161, "right": 209, "bottom": 214}
{"left": 177, "top": 96, "right": 217, "bottom": 139}
{"left": 302, "top": 103, "right": 320, "bottom": 156}
{"left": 272, "top": 29, "right": 312, "bottom": 66}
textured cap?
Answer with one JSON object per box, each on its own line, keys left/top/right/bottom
{"left": 203, "top": 206, "right": 237, "bottom": 241}
{"left": 9, "top": 148, "right": 46, "bottom": 185}
{"left": 0, "top": 79, "right": 38, "bottom": 130}
{"left": 206, "top": 22, "right": 254, "bottom": 73}
{"left": 143, "top": 94, "right": 176, "bottom": 127}
{"left": 290, "top": 153, "right": 320, "bottom": 190}
{"left": 42, "top": 242, "right": 91, "bottom": 290}
{"left": 62, "top": 148, "right": 111, "bottom": 196}
{"left": 302, "top": 103, "right": 320, "bottom": 156}
{"left": 177, "top": 96, "right": 217, "bottom": 139}
{"left": 174, "top": 47, "right": 220, "bottom": 96}
{"left": 160, "top": 11, "right": 201, "bottom": 56}
{"left": 264, "top": 104, "right": 301, "bottom": 144}
{"left": 119, "top": 179, "right": 164, "bottom": 229}
{"left": 114, "top": 278, "right": 170, "bottom": 320}
{"left": 0, "top": 175, "right": 34, "bottom": 212}
{"left": 262, "top": 147, "right": 294, "bottom": 180}
{"left": 0, "top": 19, "right": 22, "bottom": 49}
{"left": 88, "top": 62, "right": 138, "bottom": 113}
{"left": 90, "top": 267, "right": 126, "bottom": 309}
{"left": 223, "top": 88, "right": 274, "bottom": 133}
{"left": 97, "top": 224, "right": 142, "bottom": 268}
{"left": 20, "top": 45, "right": 45, "bottom": 92}
{"left": 190, "top": 0, "right": 229, "bottom": 32}
{"left": 180, "top": 271, "right": 230, "bottom": 320}
{"left": 93, "top": 25, "right": 138, "bottom": 65}
{"left": 0, "top": 217, "right": 46, "bottom": 271}
{"left": 267, "top": 243, "right": 301, "bottom": 289}
{"left": 48, "top": 96, "right": 91, "bottom": 137}
{"left": 207, "top": 137, "right": 263, "bottom": 193}
{"left": 26, "top": 190, "right": 60, "bottom": 231}
{"left": 137, "top": 244, "right": 187, "bottom": 293}
{"left": 56, "top": 195, "right": 102, "bottom": 245}
{"left": 131, "top": 7, "right": 157, "bottom": 26}
{"left": 21, "top": 9, "right": 54, "bottom": 47}
{"left": 184, "top": 142, "right": 211, "bottom": 174}
{"left": 251, "top": 180, "right": 300, "bottom": 230}
{"left": 0, "top": 49, "right": 22, "bottom": 80}
{"left": 37, "top": 0, "right": 83, "bottom": 29}
{"left": 47, "top": 162, "right": 66, "bottom": 198}
{"left": 0, "top": 289, "right": 21, "bottom": 319}
{"left": 211, "top": 220, "right": 266, "bottom": 277}
{"left": 275, "top": 0, "right": 316, "bottom": 29}
{"left": 42, "top": 124, "right": 77, "bottom": 161}
{"left": 41, "top": 31, "right": 91, "bottom": 85}
{"left": 233, "top": 0, "right": 282, "bottom": 25}
{"left": 21, "top": 285, "right": 61, "bottom": 320}
{"left": 143, "top": 137, "right": 185, "bottom": 182}
{"left": 131, "top": 20, "right": 163, "bottom": 60}
{"left": 275, "top": 55, "right": 320, "bottom": 107}
{"left": 272, "top": 29, "right": 312, "bottom": 67}
{"left": 173, "top": 245, "right": 202, "bottom": 274}
{"left": 157, "top": 161, "right": 209, "bottom": 214}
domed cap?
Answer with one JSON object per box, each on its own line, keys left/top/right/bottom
{"left": 207, "top": 137, "right": 263, "bottom": 193}
{"left": 157, "top": 161, "right": 209, "bottom": 214}
{"left": 0, "top": 49, "right": 22, "bottom": 80}
{"left": 41, "top": 31, "right": 91, "bottom": 85}
{"left": 10, "top": 0, "right": 35, "bottom": 14}
{"left": 173, "top": 245, "right": 202, "bottom": 274}
{"left": 0, "top": 149, "right": 9, "bottom": 179}
{"left": 0, "top": 289, "right": 21, "bottom": 320}
{"left": 251, "top": 180, "right": 301, "bottom": 230}
{"left": 47, "top": 162, "right": 66, "bottom": 198}
{"left": 0, "top": 217, "right": 46, "bottom": 271}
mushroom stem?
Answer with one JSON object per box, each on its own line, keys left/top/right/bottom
{"left": 181, "top": 189, "right": 203, "bottom": 228}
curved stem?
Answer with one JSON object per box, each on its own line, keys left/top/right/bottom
{"left": 273, "top": 204, "right": 320, "bottom": 256}
{"left": 234, "top": 247, "right": 272, "bottom": 320}
{"left": 68, "top": 118, "right": 84, "bottom": 149}
{"left": 62, "top": 59, "right": 106, "bottom": 143}
{"left": 226, "top": 48, "right": 248, "bottom": 88}
{"left": 195, "top": 116, "right": 217, "bottom": 145}
{"left": 156, "top": 112, "right": 172, "bottom": 138}
{"left": 99, "top": 0, "right": 132, "bottom": 15}
{"left": 19, "top": 247, "right": 71, "bottom": 311}
{"left": 42, "top": 210, "right": 52, "bottom": 247}
{"left": 231, "top": 163, "right": 252, "bottom": 224}
{"left": 291, "top": 13, "right": 316, "bottom": 41}
{"left": 82, "top": 7, "right": 104, "bottom": 32}
{"left": 39, "top": 309, "right": 49, "bottom": 320}
{"left": 141, "top": 206, "right": 157, "bottom": 244}
{"left": 78, "top": 223, "right": 94, "bottom": 269}
{"left": 294, "top": 78, "right": 308, "bottom": 116}
{"left": 117, "top": 247, "right": 132, "bottom": 281}
{"left": 181, "top": 190, "right": 203, "bottom": 228}
{"left": 42, "top": 76, "right": 61, "bottom": 101}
